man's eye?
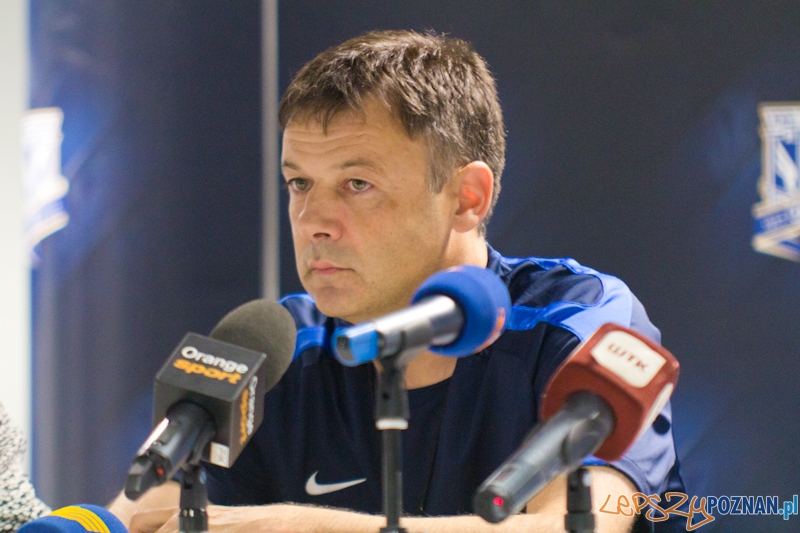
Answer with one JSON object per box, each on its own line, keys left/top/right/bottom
{"left": 286, "top": 178, "right": 309, "bottom": 192}
{"left": 348, "top": 179, "right": 371, "bottom": 192}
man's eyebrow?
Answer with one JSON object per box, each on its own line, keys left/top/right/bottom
{"left": 281, "top": 160, "right": 300, "bottom": 171}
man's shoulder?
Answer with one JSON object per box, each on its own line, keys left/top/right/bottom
{"left": 488, "top": 246, "right": 660, "bottom": 343}
{"left": 277, "top": 248, "right": 661, "bottom": 352}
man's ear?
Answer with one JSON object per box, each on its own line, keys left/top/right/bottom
{"left": 452, "top": 161, "right": 494, "bottom": 233}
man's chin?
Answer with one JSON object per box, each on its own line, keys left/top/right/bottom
{"left": 307, "top": 289, "right": 365, "bottom": 323}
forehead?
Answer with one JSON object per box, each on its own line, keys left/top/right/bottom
{"left": 281, "top": 101, "right": 424, "bottom": 169}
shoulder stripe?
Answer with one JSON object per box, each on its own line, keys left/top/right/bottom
{"left": 506, "top": 271, "right": 633, "bottom": 342}
{"left": 279, "top": 292, "right": 315, "bottom": 305}
{"left": 294, "top": 325, "right": 326, "bottom": 360}
{"left": 501, "top": 255, "right": 587, "bottom": 273}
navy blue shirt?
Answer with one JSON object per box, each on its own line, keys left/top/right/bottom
{"left": 205, "top": 246, "right": 684, "bottom": 529}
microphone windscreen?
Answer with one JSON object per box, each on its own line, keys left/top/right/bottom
{"left": 209, "top": 299, "right": 297, "bottom": 391}
{"left": 411, "top": 265, "right": 511, "bottom": 357}
{"left": 17, "top": 504, "right": 127, "bottom": 533}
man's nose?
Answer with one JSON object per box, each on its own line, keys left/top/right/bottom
{"left": 293, "top": 186, "right": 343, "bottom": 241}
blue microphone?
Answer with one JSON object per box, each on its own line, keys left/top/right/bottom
{"left": 17, "top": 504, "right": 127, "bottom": 533}
{"left": 333, "top": 265, "right": 511, "bottom": 366}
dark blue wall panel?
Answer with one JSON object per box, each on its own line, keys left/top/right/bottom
{"left": 30, "top": 1, "right": 262, "bottom": 507}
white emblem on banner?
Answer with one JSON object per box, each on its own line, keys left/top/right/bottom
{"left": 21, "top": 108, "right": 70, "bottom": 260}
{"left": 752, "top": 103, "right": 800, "bottom": 261}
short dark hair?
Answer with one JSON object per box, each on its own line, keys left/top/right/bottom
{"left": 279, "top": 30, "right": 506, "bottom": 231}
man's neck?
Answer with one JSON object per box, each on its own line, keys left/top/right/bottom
{"left": 403, "top": 350, "right": 458, "bottom": 389}
{"left": 442, "top": 234, "right": 489, "bottom": 273}
{"left": 367, "top": 235, "right": 488, "bottom": 389}
{"left": 401, "top": 236, "right": 487, "bottom": 389}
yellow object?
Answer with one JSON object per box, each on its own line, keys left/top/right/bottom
{"left": 49, "top": 506, "right": 110, "bottom": 533}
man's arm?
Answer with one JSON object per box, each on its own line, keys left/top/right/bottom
{"left": 108, "top": 481, "right": 181, "bottom": 530}
{"left": 120, "top": 466, "right": 636, "bottom": 533}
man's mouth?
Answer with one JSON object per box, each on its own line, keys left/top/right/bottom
{"left": 309, "top": 261, "right": 348, "bottom": 275}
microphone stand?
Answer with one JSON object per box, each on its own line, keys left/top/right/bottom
{"left": 375, "top": 353, "right": 410, "bottom": 533}
{"left": 180, "top": 463, "right": 208, "bottom": 533}
{"left": 565, "top": 467, "right": 595, "bottom": 533}
{"left": 179, "top": 423, "right": 215, "bottom": 533}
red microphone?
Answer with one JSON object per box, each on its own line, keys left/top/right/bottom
{"left": 474, "top": 323, "right": 679, "bottom": 523}
{"left": 541, "top": 322, "right": 679, "bottom": 460}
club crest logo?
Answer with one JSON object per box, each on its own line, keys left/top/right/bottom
{"left": 22, "top": 107, "right": 70, "bottom": 262}
{"left": 752, "top": 103, "right": 800, "bottom": 261}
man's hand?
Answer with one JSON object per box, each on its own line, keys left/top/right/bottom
{"left": 127, "top": 504, "right": 384, "bottom": 533}
{"left": 108, "top": 481, "right": 180, "bottom": 530}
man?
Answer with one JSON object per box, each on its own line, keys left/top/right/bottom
{"left": 111, "top": 30, "right": 683, "bottom": 532}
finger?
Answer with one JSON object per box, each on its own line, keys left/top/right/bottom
{"left": 128, "top": 507, "right": 180, "bottom": 533}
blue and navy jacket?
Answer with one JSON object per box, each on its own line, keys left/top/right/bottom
{"left": 206, "top": 246, "right": 684, "bottom": 529}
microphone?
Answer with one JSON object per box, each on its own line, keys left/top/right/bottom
{"left": 473, "top": 323, "right": 680, "bottom": 523}
{"left": 17, "top": 504, "right": 127, "bottom": 533}
{"left": 333, "top": 265, "right": 511, "bottom": 367}
{"left": 124, "top": 299, "right": 296, "bottom": 500}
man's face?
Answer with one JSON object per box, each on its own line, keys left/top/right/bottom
{"left": 282, "top": 101, "right": 459, "bottom": 324}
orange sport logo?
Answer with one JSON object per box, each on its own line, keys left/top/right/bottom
{"left": 173, "top": 359, "right": 243, "bottom": 384}
{"left": 173, "top": 346, "right": 249, "bottom": 384}
{"left": 238, "top": 376, "right": 258, "bottom": 444}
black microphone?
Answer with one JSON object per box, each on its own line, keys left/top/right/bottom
{"left": 124, "top": 299, "right": 296, "bottom": 500}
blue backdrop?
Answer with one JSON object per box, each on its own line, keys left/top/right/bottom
{"left": 30, "top": 2, "right": 800, "bottom": 531}
{"left": 30, "top": 0, "right": 262, "bottom": 507}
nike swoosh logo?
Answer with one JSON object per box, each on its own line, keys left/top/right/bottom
{"left": 305, "top": 471, "right": 366, "bottom": 496}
